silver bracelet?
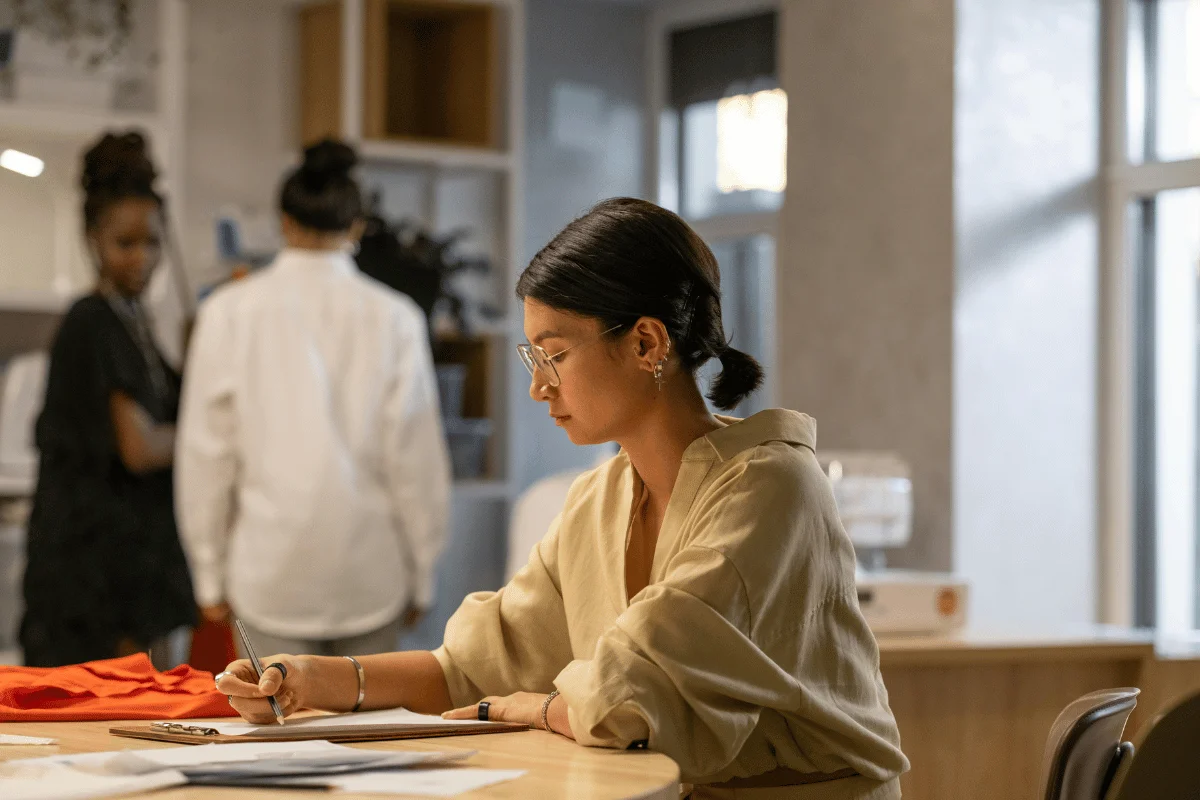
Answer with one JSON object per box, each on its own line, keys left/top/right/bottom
{"left": 344, "top": 656, "right": 366, "bottom": 712}
{"left": 540, "top": 690, "right": 560, "bottom": 732}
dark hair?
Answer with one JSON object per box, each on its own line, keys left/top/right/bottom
{"left": 279, "top": 139, "right": 363, "bottom": 232}
{"left": 516, "top": 197, "right": 764, "bottom": 411}
{"left": 81, "top": 131, "right": 162, "bottom": 231}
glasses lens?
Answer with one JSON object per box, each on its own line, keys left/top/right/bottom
{"left": 532, "top": 347, "right": 560, "bottom": 387}
{"left": 518, "top": 346, "right": 536, "bottom": 376}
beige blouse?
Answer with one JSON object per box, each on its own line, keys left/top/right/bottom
{"left": 433, "top": 409, "right": 910, "bottom": 785}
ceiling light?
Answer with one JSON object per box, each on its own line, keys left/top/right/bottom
{"left": 0, "top": 149, "right": 45, "bottom": 178}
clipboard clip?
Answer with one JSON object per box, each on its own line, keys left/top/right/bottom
{"left": 150, "top": 722, "right": 220, "bottom": 736}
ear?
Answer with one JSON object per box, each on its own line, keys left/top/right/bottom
{"left": 348, "top": 218, "right": 367, "bottom": 243}
{"left": 630, "top": 317, "right": 671, "bottom": 374}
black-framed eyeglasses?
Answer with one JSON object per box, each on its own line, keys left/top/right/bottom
{"left": 517, "top": 325, "right": 622, "bottom": 388}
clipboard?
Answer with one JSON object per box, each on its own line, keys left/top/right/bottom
{"left": 110, "top": 719, "right": 528, "bottom": 746}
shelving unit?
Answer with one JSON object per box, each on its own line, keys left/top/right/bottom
{"left": 297, "top": 0, "right": 523, "bottom": 492}
{"left": 295, "top": 0, "right": 525, "bottom": 649}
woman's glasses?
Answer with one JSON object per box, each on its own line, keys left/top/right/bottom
{"left": 517, "top": 325, "right": 622, "bottom": 387}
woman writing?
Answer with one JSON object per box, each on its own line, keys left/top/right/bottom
{"left": 21, "top": 132, "right": 194, "bottom": 667}
{"left": 218, "top": 198, "right": 908, "bottom": 798}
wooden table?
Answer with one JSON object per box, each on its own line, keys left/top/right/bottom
{"left": 878, "top": 627, "right": 1200, "bottom": 800}
{"left": 0, "top": 721, "right": 681, "bottom": 799}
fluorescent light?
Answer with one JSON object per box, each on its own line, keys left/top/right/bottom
{"left": 0, "top": 149, "right": 45, "bottom": 178}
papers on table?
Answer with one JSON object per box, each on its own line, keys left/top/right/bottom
{"left": 0, "top": 735, "right": 56, "bottom": 746}
{"left": 0, "top": 769, "right": 185, "bottom": 800}
{"left": 0, "top": 739, "right": 522, "bottom": 797}
{"left": 199, "top": 707, "right": 503, "bottom": 736}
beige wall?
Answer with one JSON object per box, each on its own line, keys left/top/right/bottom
{"left": 776, "top": 0, "right": 955, "bottom": 570}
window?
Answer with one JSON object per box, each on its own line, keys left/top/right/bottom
{"left": 1133, "top": 188, "right": 1200, "bottom": 629}
{"left": 1124, "top": 0, "right": 1200, "bottom": 632}
{"left": 1128, "top": 0, "right": 1200, "bottom": 163}
{"left": 662, "top": 11, "right": 785, "bottom": 221}
{"left": 655, "top": 7, "right": 782, "bottom": 414}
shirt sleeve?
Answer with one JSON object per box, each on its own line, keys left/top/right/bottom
{"left": 433, "top": 514, "right": 574, "bottom": 707}
{"left": 553, "top": 448, "right": 907, "bottom": 783}
{"left": 382, "top": 309, "right": 450, "bottom": 609}
{"left": 174, "top": 300, "right": 239, "bottom": 608}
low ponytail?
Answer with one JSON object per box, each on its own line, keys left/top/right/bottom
{"left": 708, "top": 346, "right": 764, "bottom": 411}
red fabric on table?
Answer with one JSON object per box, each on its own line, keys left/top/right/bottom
{"left": 0, "top": 654, "right": 239, "bottom": 721}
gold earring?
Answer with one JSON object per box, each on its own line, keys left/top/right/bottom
{"left": 654, "top": 360, "right": 665, "bottom": 390}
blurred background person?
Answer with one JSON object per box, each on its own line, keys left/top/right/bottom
{"left": 176, "top": 139, "right": 450, "bottom": 658}
{"left": 19, "top": 131, "right": 194, "bottom": 668}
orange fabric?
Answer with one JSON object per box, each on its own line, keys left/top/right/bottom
{"left": 189, "top": 619, "right": 238, "bottom": 675}
{"left": 0, "top": 654, "right": 239, "bottom": 721}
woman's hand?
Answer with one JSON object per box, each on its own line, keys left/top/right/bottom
{"left": 442, "top": 691, "right": 575, "bottom": 740}
{"left": 215, "top": 654, "right": 309, "bottom": 724}
{"left": 442, "top": 692, "right": 549, "bottom": 728}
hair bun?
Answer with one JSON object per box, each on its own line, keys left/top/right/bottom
{"left": 300, "top": 139, "right": 358, "bottom": 182}
{"left": 81, "top": 131, "right": 157, "bottom": 196}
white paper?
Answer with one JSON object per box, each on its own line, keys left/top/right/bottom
{"left": 0, "top": 734, "right": 56, "bottom": 745}
{"left": 8, "top": 740, "right": 470, "bottom": 777}
{"left": 201, "top": 707, "right": 503, "bottom": 737}
{"left": 0, "top": 767, "right": 185, "bottom": 800}
{"left": 290, "top": 767, "right": 526, "bottom": 796}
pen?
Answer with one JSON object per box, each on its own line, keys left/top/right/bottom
{"left": 233, "top": 618, "right": 286, "bottom": 725}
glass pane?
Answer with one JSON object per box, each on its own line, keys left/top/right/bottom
{"left": 1141, "top": 187, "right": 1200, "bottom": 631}
{"left": 699, "top": 235, "right": 776, "bottom": 418}
{"left": 1128, "top": 0, "right": 1200, "bottom": 163}
{"left": 679, "top": 89, "right": 787, "bottom": 221}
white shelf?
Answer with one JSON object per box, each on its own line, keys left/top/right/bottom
{"left": 0, "top": 101, "right": 162, "bottom": 138}
{"left": 0, "top": 290, "right": 71, "bottom": 315}
{"left": 452, "top": 479, "right": 513, "bottom": 501}
{"left": 359, "top": 139, "right": 513, "bottom": 172}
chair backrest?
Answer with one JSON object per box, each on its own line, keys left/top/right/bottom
{"left": 1104, "top": 688, "right": 1200, "bottom": 800}
{"left": 505, "top": 470, "right": 582, "bottom": 582}
{"left": 1040, "top": 687, "right": 1140, "bottom": 800}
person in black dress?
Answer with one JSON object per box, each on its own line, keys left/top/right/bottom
{"left": 19, "top": 131, "right": 195, "bottom": 667}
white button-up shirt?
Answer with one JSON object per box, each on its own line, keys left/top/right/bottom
{"left": 176, "top": 247, "right": 450, "bottom": 639}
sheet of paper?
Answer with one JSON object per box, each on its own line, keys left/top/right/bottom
{"left": 0, "top": 767, "right": 185, "bottom": 800}
{"left": 6, "top": 739, "right": 347, "bottom": 773}
{"left": 0, "top": 735, "right": 56, "bottom": 746}
{"left": 201, "top": 707, "right": 503, "bottom": 736}
{"left": 287, "top": 767, "right": 527, "bottom": 796}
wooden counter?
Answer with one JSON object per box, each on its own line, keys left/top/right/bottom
{"left": 877, "top": 627, "right": 1200, "bottom": 800}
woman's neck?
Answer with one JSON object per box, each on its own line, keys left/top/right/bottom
{"left": 619, "top": 380, "right": 722, "bottom": 506}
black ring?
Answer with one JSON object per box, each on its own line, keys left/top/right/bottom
{"left": 478, "top": 701, "right": 490, "bottom": 721}
{"left": 266, "top": 662, "right": 288, "bottom": 681}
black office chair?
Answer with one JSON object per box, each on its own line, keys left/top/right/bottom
{"left": 1104, "top": 688, "right": 1200, "bottom": 800}
{"left": 1040, "top": 688, "right": 1139, "bottom": 800}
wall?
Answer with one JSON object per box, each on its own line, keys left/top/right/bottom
{"left": 511, "top": 0, "right": 647, "bottom": 492}
{"left": 182, "top": 0, "right": 297, "bottom": 287}
{"left": 776, "top": 0, "right": 956, "bottom": 570}
{"left": 953, "top": 0, "right": 1100, "bottom": 627}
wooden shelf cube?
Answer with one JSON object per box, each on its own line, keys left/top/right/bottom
{"left": 300, "top": 0, "right": 500, "bottom": 150}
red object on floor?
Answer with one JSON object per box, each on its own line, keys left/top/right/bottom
{"left": 189, "top": 619, "right": 239, "bottom": 675}
{"left": 0, "top": 654, "right": 240, "bottom": 721}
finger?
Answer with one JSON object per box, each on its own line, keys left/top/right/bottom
{"left": 216, "top": 666, "right": 265, "bottom": 699}
{"left": 442, "top": 705, "right": 480, "bottom": 720}
{"left": 229, "top": 696, "right": 280, "bottom": 724}
{"left": 257, "top": 656, "right": 292, "bottom": 695}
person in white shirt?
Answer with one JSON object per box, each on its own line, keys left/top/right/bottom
{"left": 176, "top": 139, "right": 450, "bottom": 657}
